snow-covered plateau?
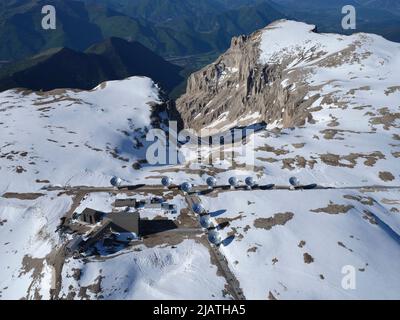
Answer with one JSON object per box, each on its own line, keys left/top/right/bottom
{"left": 0, "top": 20, "right": 399, "bottom": 300}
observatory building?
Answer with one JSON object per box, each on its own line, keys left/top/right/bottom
{"left": 114, "top": 198, "right": 137, "bottom": 208}
{"left": 80, "top": 208, "right": 104, "bottom": 224}
{"left": 107, "top": 212, "right": 140, "bottom": 235}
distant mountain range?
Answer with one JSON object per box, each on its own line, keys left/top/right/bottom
{"left": 271, "top": 0, "right": 400, "bottom": 40}
{"left": 0, "top": 0, "right": 284, "bottom": 63}
{"left": 1, "top": 0, "right": 399, "bottom": 96}
{"left": 0, "top": 37, "right": 182, "bottom": 93}
{"left": 1, "top": 1, "right": 399, "bottom": 63}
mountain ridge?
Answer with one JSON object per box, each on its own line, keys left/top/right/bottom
{"left": 177, "top": 19, "right": 400, "bottom": 131}
{"left": 0, "top": 36, "right": 183, "bottom": 93}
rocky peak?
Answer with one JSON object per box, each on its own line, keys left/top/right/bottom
{"left": 177, "top": 20, "right": 322, "bottom": 132}
{"left": 177, "top": 19, "right": 400, "bottom": 132}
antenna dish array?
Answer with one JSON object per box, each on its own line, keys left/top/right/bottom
{"left": 110, "top": 176, "right": 122, "bottom": 187}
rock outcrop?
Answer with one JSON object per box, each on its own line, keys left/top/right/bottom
{"left": 176, "top": 20, "right": 321, "bottom": 132}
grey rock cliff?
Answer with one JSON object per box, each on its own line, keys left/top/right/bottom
{"left": 176, "top": 21, "right": 320, "bottom": 132}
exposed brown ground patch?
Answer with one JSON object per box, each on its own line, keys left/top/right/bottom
{"left": 255, "top": 144, "right": 290, "bottom": 156}
{"left": 319, "top": 151, "right": 384, "bottom": 168}
{"left": 247, "top": 246, "right": 258, "bottom": 253}
{"left": 215, "top": 215, "right": 242, "bottom": 226}
{"left": 347, "top": 86, "right": 371, "bottom": 95}
{"left": 142, "top": 231, "right": 195, "bottom": 248}
{"left": 370, "top": 107, "right": 400, "bottom": 130}
{"left": 381, "top": 198, "right": 400, "bottom": 205}
{"left": 19, "top": 255, "right": 46, "bottom": 300}
{"left": 2, "top": 192, "right": 44, "bottom": 200}
{"left": 254, "top": 212, "right": 294, "bottom": 230}
{"left": 292, "top": 143, "right": 306, "bottom": 149}
{"left": 320, "top": 92, "right": 348, "bottom": 108}
{"left": 176, "top": 208, "right": 198, "bottom": 228}
{"left": 311, "top": 201, "right": 353, "bottom": 215}
{"left": 298, "top": 240, "right": 306, "bottom": 248}
{"left": 256, "top": 157, "right": 278, "bottom": 163}
{"left": 343, "top": 194, "right": 374, "bottom": 206}
{"left": 379, "top": 171, "right": 395, "bottom": 182}
{"left": 303, "top": 253, "right": 314, "bottom": 264}
{"left": 281, "top": 156, "right": 317, "bottom": 170}
{"left": 320, "top": 129, "right": 344, "bottom": 140}
{"left": 362, "top": 210, "right": 378, "bottom": 225}
{"left": 384, "top": 86, "right": 400, "bottom": 96}
{"left": 15, "top": 166, "right": 26, "bottom": 173}
{"left": 78, "top": 275, "right": 104, "bottom": 300}
{"left": 327, "top": 114, "right": 340, "bottom": 127}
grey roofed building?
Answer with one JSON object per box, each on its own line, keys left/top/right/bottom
{"left": 80, "top": 208, "right": 104, "bottom": 224}
{"left": 114, "top": 198, "right": 137, "bottom": 208}
{"left": 107, "top": 211, "right": 140, "bottom": 235}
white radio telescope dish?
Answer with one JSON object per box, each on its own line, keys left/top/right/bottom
{"left": 192, "top": 203, "right": 205, "bottom": 214}
{"left": 208, "top": 230, "right": 222, "bottom": 245}
{"left": 181, "top": 182, "right": 193, "bottom": 193}
{"left": 228, "top": 176, "right": 238, "bottom": 188}
{"left": 206, "top": 176, "right": 217, "bottom": 188}
{"left": 200, "top": 215, "right": 213, "bottom": 229}
{"left": 161, "top": 176, "right": 172, "bottom": 188}
{"left": 110, "top": 176, "right": 122, "bottom": 187}
{"left": 245, "top": 176, "right": 255, "bottom": 189}
{"left": 289, "top": 177, "right": 300, "bottom": 187}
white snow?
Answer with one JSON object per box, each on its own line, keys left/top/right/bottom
{"left": 60, "top": 239, "right": 230, "bottom": 300}
{"left": 200, "top": 189, "right": 400, "bottom": 299}
{"left": 0, "top": 77, "right": 160, "bottom": 192}
{"left": 0, "top": 193, "right": 72, "bottom": 299}
{"left": 0, "top": 20, "right": 400, "bottom": 300}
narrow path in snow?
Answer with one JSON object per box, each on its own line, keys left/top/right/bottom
{"left": 50, "top": 191, "right": 87, "bottom": 300}
{"left": 43, "top": 184, "right": 400, "bottom": 194}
